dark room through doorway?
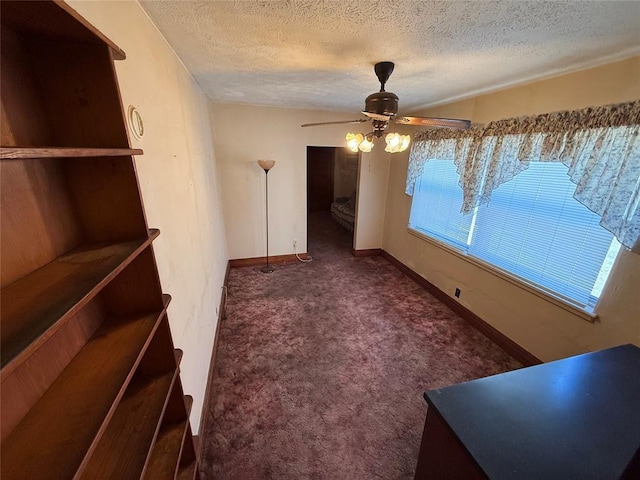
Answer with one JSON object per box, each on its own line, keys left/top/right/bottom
{"left": 306, "top": 146, "right": 359, "bottom": 254}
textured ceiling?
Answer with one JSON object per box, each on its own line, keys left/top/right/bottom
{"left": 139, "top": 0, "right": 640, "bottom": 114}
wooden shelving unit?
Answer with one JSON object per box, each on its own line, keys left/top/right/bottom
{"left": 177, "top": 436, "right": 200, "bottom": 480}
{"left": 0, "top": 1, "right": 200, "bottom": 478}
{"left": 144, "top": 390, "right": 195, "bottom": 478}
{"left": 1, "top": 233, "right": 158, "bottom": 372}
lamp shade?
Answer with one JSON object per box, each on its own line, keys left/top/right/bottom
{"left": 358, "top": 136, "right": 374, "bottom": 152}
{"left": 258, "top": 159, "right": 276, "bottom": 171}
{"left": 384, "top": 133, "right": 410, "bottom": 153}
{"left": 346, "top": 133, "right": 364, "bottom": 153}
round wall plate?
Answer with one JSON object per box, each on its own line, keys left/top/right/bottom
{"left": 127, "top": 105, "right": 144, "bottom": 140}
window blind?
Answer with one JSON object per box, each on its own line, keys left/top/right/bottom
{"left": 409, "top": 160, "right": 620, "bottom": 309}
{"left": 469, "top": 162, "right": 616, "bottom": 307}
{"left": 408, "top": 159, "right": 472, "bottom": 249}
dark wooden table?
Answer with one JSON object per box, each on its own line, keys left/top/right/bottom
{"left": 414, "top": 344, "right": 640, "bottom": 480}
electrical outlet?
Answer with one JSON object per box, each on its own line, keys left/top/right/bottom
{"left": 293, "top": 238, "right": 297, "bottom": 248}
{"left": 455, "top": 288, "right": 461, "bottom": 298}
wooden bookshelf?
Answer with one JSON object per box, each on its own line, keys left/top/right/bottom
{"left": 79, "top": 370, "right": 177, "bottom": 479}
{"left": 177, "top": 463, "right": 200, "bottom": 480}
{"left": 178, "top": 422, "right": 201, "bottom": 480}
{"left": 143, "top": 392, "right": 194, "bottom": 479}
{"left": 0, "top": 0, "right": 126, "bottom": 60}
{"left": 1, "top": 309, "right": 167, "bottom": 478}
{"left": 145, "top": 422, "right": 189, "bottom": 478}
{"left": 1, "top": 233, "right": 158, "bottom": 373}
{"left": 0, "top": 1, "right": 200, "bottom": 478}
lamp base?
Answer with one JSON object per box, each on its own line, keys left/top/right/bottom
{"left": 260, "top": 265, "right": 276, "bottom": 274}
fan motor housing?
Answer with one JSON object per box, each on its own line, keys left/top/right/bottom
{"left": 365, "top": 91, "right": 399, "bottom": 117}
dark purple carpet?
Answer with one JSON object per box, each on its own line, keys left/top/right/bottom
{"left": 201, "top": 211, "right": 521, "bottom": 479}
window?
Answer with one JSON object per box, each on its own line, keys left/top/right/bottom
{"left": 409, "top": 160, "right": 621, "bottom": 310}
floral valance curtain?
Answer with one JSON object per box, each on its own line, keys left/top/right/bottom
{"left": 406, "top": 100, "right": 640, "bottom": 252}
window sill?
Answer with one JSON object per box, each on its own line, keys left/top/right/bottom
{"left": 407, "top": 227, "right": 598, "bottom": 323}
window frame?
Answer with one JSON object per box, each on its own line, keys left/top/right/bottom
{"left": 406, "top": 225, "right": 602, "bottom": 322}
{"left": 406, "top": 156, "right": 627, "bottom": 321}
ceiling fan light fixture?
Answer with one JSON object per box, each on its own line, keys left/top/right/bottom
{"left": 386, "top": 132, "right": 400, "bottom": 147}
{"left": 385, "top": 132, "right": 411, "bottom": 153}
{"left": 358, "top": 136, "right": 374, "bottom": 152}
{"left": 302, "top": 62, "right": 471, "bottom": 143}
{"left": 346, "top": 132, "right": 364, "bottom": 152}
{"left": 347, "top": 131, "right": 408, "bottom": 153}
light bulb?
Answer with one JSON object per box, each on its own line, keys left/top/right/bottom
{"left": 383, "top": 133, "right": 410, "bottom": 153}
{"left": 359, "top": 137, "right": 374, "bottom": 152}
{"left": 346, "top": 133, "right": 364, "bottom": 152}
{"left": 386, "top": 132, "right": 400, "bottom": 148}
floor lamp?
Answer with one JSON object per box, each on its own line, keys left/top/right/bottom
{"left": 258, "top": 160, "right": 276, "bottom": 273}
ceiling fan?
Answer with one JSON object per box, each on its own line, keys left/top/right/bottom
{"left": 301, "top": 61, "right": 471, "bottom": 153}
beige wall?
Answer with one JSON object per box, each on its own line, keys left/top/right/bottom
{"left": 354, "top": 145, "right": 391, "bottom": 251}
{"left": 68, "top": 0, "right": 229, "bottom": 433}
{"left": 384, "top": 57, "right": 640, "bottom": 361}
{"left": 210, "top": 103, "right": 388, "bottom": 257}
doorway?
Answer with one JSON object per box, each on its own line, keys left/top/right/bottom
{"left": 307, "top": 146, "right": 335, "bottom": 212}
{"left": 306, "top": 146, "right": 359, "bottom": 254}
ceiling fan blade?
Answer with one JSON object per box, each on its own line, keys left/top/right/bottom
{"left": 395, "top": 116, "right": 471, "bottom": 130}
{"left": 362, "top": 111, "right": 392, "bottom": 121}
{"left": 301, "top": 119, "right": 368, "bottom": 127}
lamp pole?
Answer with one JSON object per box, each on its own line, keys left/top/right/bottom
{"left": 258, "top": 160, "right": 276, "bottom": 273}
